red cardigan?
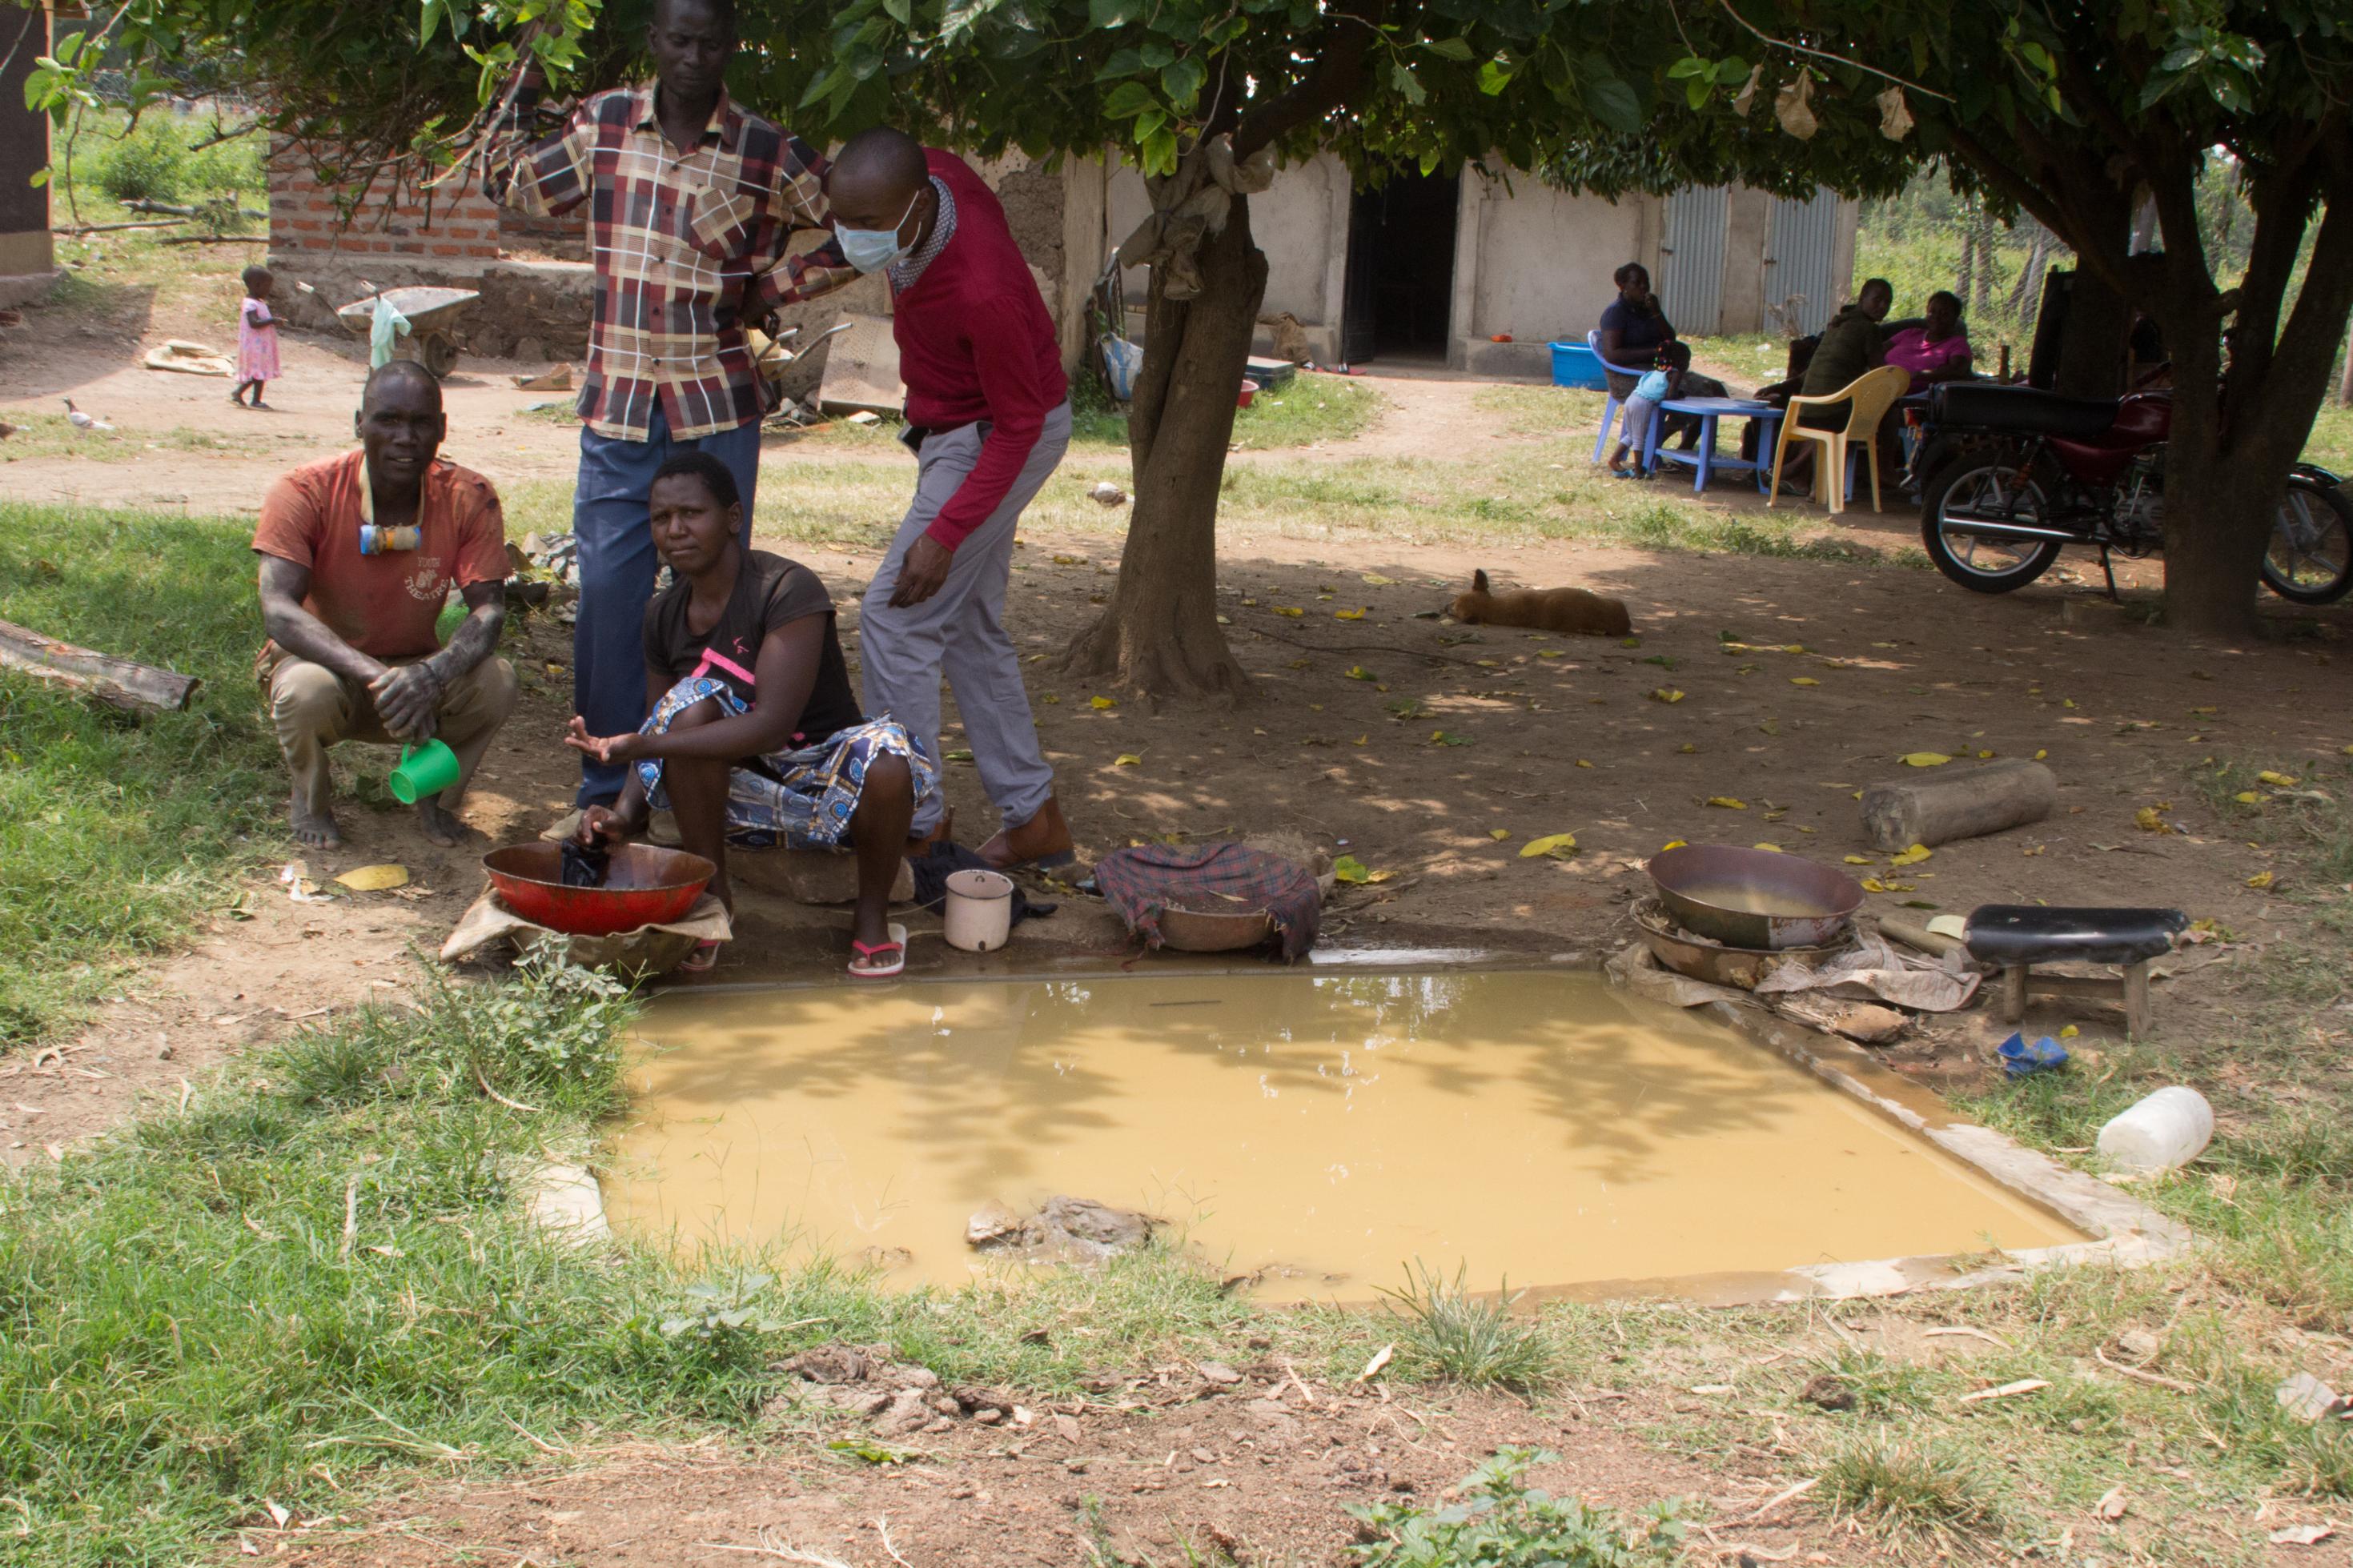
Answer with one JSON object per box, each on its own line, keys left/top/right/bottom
{"left": 895, "top": 150, "right": 1069, "bottom": 550}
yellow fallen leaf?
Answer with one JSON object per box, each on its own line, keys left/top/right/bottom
{"left": 2247, "top": 869, "right": 2275, "bottom": 889}
{"left": 1676, "top": 742, "right": 1696, "bottom": 754}
{"left": 1789, "top": 677, "right": 1820, "bottom": 687}
{"left": 2235, "top": 791, "right": 2260, "bottom": 804}
{"left": 2134, "top": 806, "right": 2171, "bottom": 833}
{"left": 1335, "top": 608, "right": 1367, "bottom": 621}
{"left": 2259, "top": 770, "right": 2299, "bottom": 787}
{"left": 1041, "top": 693, "right": 1060, "bottom": 704}
{"left": 1651, "top": 688, "right": 1686, "bottom": 704}
{"left": 1332, "top": 855, "right": 1374, "bottom": 884}
{"left": 2063, "top": 698, "right": 2078, "bottom": 708}
{"left": 1660, "top": 840, "right": 1688, "bottom": 851}
{"left": 1861, "top": 878, "right": 1889, "bottom": 892}
{"left": 333, "top": 864, "right": 409, "bottom": 892}
{"left": 1352, "top": 734, "right": 1367, "bottom": 746}
{"left": 1520, "top": 832, "right": 1580, "bottom": 859}
{"left": 1344, "top": 665, "right": 1377, "bottom": 681}
{"left": 1753, "top": 843, "right": 1784, "bottom": 852}
{"left": 1976, "top": 750, "right": 1995, "bottom": 759}
{"left": 1538, "top": 649, "right": 1564, "bottom": 660}
{"left": 1053, "top": 554, "right": 1085, "bottom": 564}
{"left": 2189, "top": 706, "right": 2217, "bottom": 716}
{"left": 1706, "top": 796, "right": 1748, "bottom": 810}
{"left": 1489, "top": 828, "right": 1512, "bottom": 841}
{"left": 1889, "top": 844, "right": 1933, "bottom": 868}
{"left": 1090, "top": 695, "right": 1117, "bottom": 710}
{"left": 1114, "top": 753, "right": 1142, "bottom": 767}
{"left": 2023, "top": 844, "right": 2046, "bottom": 856}
{"left": 1274, "top": 606, "right": 1304, "bottom": 617}
{"left": 1576, "top": 759, "right": 1593, "bottom": 768}
{"left": 2058, "top": 1024, "right": 2080, "bottom": 1040}
{"left": 1843, "top": 856, "right": 1873, "bottom": 865}
{"left": 1361, "top": 573, "right": 1395, "bottom": 586}
{"left": 1901, "top": 752, "right": 1952, "bottom": 768}
{"left": 1475, "top": 658, "right": 1501, "bottom": 668}
{"left": 2034, "top": 748, "right": 2048, "bottom": 760}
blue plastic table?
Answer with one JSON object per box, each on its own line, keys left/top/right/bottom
{"left": 1639, "top": 396, "right": 1786, "bottom": 494}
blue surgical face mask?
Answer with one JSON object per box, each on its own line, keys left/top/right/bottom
{"left": 837, "top": 190, "right": 921, "bottom": 275}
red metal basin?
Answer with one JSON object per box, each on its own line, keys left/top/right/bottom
{"left": 482, "top": 842, "right": 716, "bottom": 937}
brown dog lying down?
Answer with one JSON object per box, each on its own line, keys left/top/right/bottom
{"left": 1448, "top": 569, "right": 1632, "bottom": 637}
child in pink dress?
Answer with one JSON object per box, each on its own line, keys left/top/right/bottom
{"left": 233, "top": 265, "right": 279, "bottom": 409}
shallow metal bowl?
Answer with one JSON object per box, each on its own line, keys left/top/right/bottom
{"left": 1646, "top": 844, "right": 1863, "bottom": 951}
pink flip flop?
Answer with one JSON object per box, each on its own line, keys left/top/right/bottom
{"left": 849, "top": 922, "right": 908, "bottom": 981}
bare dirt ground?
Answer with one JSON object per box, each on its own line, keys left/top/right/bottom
{"left": 8, "top": 307, "right": 2353, "bottom": 1565}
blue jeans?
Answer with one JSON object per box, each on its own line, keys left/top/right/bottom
{"left": 572, "top": 406, "right": 761, "bottom": 804}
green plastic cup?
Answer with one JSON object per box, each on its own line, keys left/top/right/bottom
{"left": 387, "top": 738, "right": 461, "bottom": 804}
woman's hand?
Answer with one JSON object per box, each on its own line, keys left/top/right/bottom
{"left": 564, "top": 716, "right": 644, "bottom": 764}
{"left": 576, "top": 803, "right": 636, "bottom": 847}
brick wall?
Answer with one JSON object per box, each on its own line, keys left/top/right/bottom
{"left": 267, "top": 142, "right": 583, "bottom": 270}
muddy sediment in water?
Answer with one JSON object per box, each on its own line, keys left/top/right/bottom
{"left": 604, "top": 970, "right": 2081, "bottom": 1301}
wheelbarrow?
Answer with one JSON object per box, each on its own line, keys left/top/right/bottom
{"left": 335, "top": 283, "right": 482, "bottom": 379}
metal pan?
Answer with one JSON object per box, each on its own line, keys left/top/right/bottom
{"left": 483, "top": 842, "right": 715, "bottom": 938}
{"left": 1646, "top": 844, "right": 1863, "bottom": 951}
{"left": 1629, "top": 896, "right": 1850, "bottom": 988}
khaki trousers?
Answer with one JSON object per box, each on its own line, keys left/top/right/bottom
{"left": 263, "top": 652, "right": 518, "bottom": 816}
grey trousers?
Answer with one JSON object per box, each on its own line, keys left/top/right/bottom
{"left": 860, "top": 403, "right": 1071, "bottom": 835}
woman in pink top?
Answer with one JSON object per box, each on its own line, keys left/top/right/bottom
{"left": 233, "top": 264, "right": 280, "bottom": 409}
{"left": 1882, "top": 290, "right": 1974, "bottom": 394}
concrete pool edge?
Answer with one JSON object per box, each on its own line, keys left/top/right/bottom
{"left": 566, "top": 948, "right": 2190, "bottom": 1309}
{"left": 1675, "top": 996, "right": 2191, "bottom": 1305}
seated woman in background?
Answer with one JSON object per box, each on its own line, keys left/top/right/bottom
{"left": 564, "top": 452, "right": 938, "bottom": 978}
{"left": 1597, "top": 261, "right": 1729, "bottom": 474}
{"left": 1881, "top": 291, "right": 1974, "bottom": 393}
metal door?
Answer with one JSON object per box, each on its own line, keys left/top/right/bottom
{"left": 1766, "top": 189, "right": 1841, "bottom": 335}
{"left": 1657, "top": 186, "right": 1728, "bottom": 337}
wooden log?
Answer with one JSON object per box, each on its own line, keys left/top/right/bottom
{"left": 0, "top": 618, "right": 201, "bottom": 714}
{"left": 1861, "top": 760, "right": 2056, "bottom": 852}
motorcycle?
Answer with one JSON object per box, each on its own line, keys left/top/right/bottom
{"left": 1912, "top": 383, "right": 2353, "bottom": 604}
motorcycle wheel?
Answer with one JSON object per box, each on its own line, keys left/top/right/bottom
{"left": 1921, "top": 459, "right": 2064, "bottom": 594}
{"left": 2262, "top": 475, "right": 2353, "bottom": 605}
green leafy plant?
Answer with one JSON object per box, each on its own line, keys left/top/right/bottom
{"left": 1347, "top": 1447, "right": 1682, "bottom": 1567}
{"left": 92, "top": 119, "right": 190, "bottom": 203}
{"left": 419, "top": 934, "right": 636, "bottom": 1109}
{"left": 1375, "top": 1261, "right": 1558, "bottom": 1392}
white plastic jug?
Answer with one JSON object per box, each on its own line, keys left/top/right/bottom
{"left": 2096, "top": 1086, "right": 2214, "bottom": 1173}
{"left": 942, "top": 868, "right": 1014, "bottom": 952}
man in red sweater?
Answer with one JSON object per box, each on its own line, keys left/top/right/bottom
{"left": 827, "top": 128, "right": 1075, "bottom": 869}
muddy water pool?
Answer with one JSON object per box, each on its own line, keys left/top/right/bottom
{"left": 603, "top": 970, "right": 2081, "bottom": 1300}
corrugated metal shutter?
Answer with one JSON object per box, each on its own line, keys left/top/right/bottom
{"left": 1767, "top": 189, "right": 1841, "bottom": 335}
{"left": 1659, "top": 186, "right": 1728, "bottom": 337}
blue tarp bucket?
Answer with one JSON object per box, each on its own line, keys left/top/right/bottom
{"left": 1548, "top": 339, "right": 1609, "bottom": 390}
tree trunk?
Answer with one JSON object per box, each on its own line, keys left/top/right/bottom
{"left": 1063, "top": 193, "right": 1267, "bottom": 700}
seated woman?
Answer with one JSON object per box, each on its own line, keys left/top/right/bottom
{"left": 1881, "top": 290, "right": 1974, "bottom": 394}
{"left": 565, "top": 452, "right": 938, "bottom": 977}
{"left": 1597, "top": 261, "right": 1729, "bottom": 472}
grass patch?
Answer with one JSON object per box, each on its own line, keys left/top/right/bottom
{"left": 1067, "top": 370, "right": 1383, "bottom": 452}
{"left": 0, "top": 503, "right": 283, "bottom": 1045}
{"left": 1813, "top": 1430, "right": 2006, "bottom": 1549}
{"left": 0, "top": 413, "right": 312, "bottom": 463}
{"left": 0, "top": 951, "right": 1263, "bottom": 1566}
{"left": 1375, "top": 1261, "right": 1560, "bottom": 1391}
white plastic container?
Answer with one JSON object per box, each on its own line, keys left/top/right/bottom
{"left": 2096, "top": 1086, "right": 2214, "bottom": 1173}
{"left": 942, "top": 868, "right": 1014, "bottom": 952}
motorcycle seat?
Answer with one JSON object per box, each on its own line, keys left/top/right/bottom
{"left": 1931, "top": 383, "right": 2122, "bottom": 439}
{"left": 1962, "top": 905, "right": 2186, "bottom": 968}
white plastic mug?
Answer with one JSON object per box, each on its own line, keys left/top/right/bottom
{"left": 2096, "top": 1085, "right": 2214, "bottom": 1173}
{"left": 942, "top": 868, "right": 1014, "bottom": 952}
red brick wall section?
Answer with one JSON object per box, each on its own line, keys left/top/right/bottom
{"left": 267, "top": 142, "right": 583, "bottom": 265}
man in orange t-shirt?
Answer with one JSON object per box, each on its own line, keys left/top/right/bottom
{"left": 252, "top": 361, "right": 518, "bottom": 848}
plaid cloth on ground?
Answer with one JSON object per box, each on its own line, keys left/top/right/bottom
{"left": 634, "top": 677, "right": 937, "bottom": 848}
{"left": 484, "top": 78, "right": 857, "bottom": 441}
{"left": 1093, "top": 844, "right": 1321, "bottom": 962}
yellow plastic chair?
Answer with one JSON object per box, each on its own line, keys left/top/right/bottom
{"left": 1767, "top": 363, "right": 1911, "bottom": 515}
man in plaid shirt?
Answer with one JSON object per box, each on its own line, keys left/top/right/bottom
{"left": 484, "top": 0, "right": 857, "bottom": 805}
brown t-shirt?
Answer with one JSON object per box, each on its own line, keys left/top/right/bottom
{"left": 641, "top": 551, "right": 864, "bottom": 750}
{"left": 251, "top": 451, "right": 511, "bottom": 661}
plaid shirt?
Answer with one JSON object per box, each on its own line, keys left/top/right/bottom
{"left": 484, "top": 80, "right": 858, "bottom": 441}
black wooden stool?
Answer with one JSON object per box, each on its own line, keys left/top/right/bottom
{"left": 1962, "top": 905, "right": 2187, "bottom": 1037}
